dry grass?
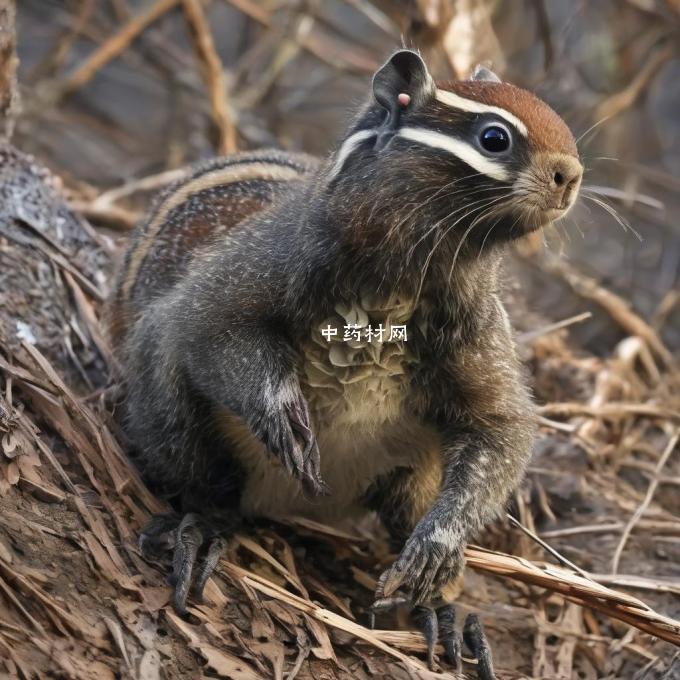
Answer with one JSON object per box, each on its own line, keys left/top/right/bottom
{"left": 1, "top": 297, "right": 678, "bottom": 676}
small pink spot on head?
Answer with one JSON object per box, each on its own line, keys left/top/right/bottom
{"left": 398, "top": 93, "right": 411, "bottom": 107}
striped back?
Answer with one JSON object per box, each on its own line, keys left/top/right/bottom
{"left": 109, "top": 151, "right": 317, "bottom": 346}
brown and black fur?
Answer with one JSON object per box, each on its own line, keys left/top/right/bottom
{"left": 111, "top": 50, "right": 582, "bottom": 675}
{"left": 110, "top": 150, "right": 318, "bottom": 345}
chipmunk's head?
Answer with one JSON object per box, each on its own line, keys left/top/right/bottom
{"left": 328, "top": 50, "right": 582, "bottom": 248}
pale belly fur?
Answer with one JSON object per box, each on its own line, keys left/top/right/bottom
{"left": 223, "top": 295, "right": 439, "bottom": 521}
{"left": 224, "top": 413, "right": 439, "bottom": 521}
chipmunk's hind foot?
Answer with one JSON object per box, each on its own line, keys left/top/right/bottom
{"left": 139, "top": 510, "right": 237, "bottom": 616}
{"left": 369, "top": 596, "right": 495, "bottom": 679}
{"left": 417, "top": 604, "right": 495, "bottom": 678}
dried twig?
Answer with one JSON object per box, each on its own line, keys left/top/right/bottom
{"left": 57, "top": 0, "right": 181, "bottom": 97}
{"left": 182, "top": 0, "right": 237, "bottom": 154}
{"left": 595, "top": 43, "right": 675, "bottom": 121}
{"left": 223, "top": 0, "right": 378, "bottom": 72}
{"left": 537, "top": 415, "right": 577, "bottom": 433}
{"left": 273, "top": 517, "right": 680, "bottom": 649}
{"left": 221, "top": 561, "right": 439, "bottom": 677}
{"left": 611, "top": 428, "right": 679, "bottom": 574}
{"left": 591, "top": 573, "right": 680, "bottom": 597}
{"left": 91, "top": 167, "right": 188, "bottom": 207}
{"left": 68, "top": 200, "right": 139, "bottom": 231}
{"left": 517, "top": 312, "right": 592, "bottom": 344}
{"left": 465, "top": 546, "right": 680, "bottom": 646}
{"left": 533, "top": 255, "right": 674, "bottom": 367}
{"left": 506, "top": 513, "right": 591, "bottom": 579}
{"left": 540, "top": 519, "right": 680, "bottom": 539}
{"left": 538, "top": 402, "right": 678, "bottom": 421}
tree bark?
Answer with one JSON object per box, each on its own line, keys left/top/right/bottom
{"left": 0, "top": 0, "right": 18, "bottom": 140}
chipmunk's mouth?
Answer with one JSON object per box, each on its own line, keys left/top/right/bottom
{"left": 517, "top": 189, "right": 580, "bottom": 232}
{"left": 541, "top": 203, "right": 575, "bottom": 223}
{"left": 509, "top": 203, "right": 574, "bottom": 237}
{"left": 479, "top": 185, "right": 581, "bottom": 242}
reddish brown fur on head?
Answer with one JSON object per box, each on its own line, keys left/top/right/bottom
{"left": 359, "top": 50, "right": 582, "bottom": 239}
{"left": 439, "top": 80, "right": 578, "bottom": 158}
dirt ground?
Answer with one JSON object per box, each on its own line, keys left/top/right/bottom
{"left": 1, "top": 1, "right": 679, "bottom": 679}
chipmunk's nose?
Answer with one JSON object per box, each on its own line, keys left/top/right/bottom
{"left": 549, "top": 155, "right": 582, "bottom": 209}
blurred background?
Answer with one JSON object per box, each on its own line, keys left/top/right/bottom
{"left": 5, "top": 2, "right": 679, "bottom": 678}
{"left": 15, "top": 0, "right": 680, "bottom": 355}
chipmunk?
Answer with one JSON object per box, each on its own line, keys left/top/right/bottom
{"left": 110, "top": 50, "right": 582, "bottom": 678}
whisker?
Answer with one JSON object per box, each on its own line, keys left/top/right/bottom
{"left": 404, "top": 187, "right": 503, "bottom": 252}
{"left": 376, "top": 173, "right": 493, "bottom": 251}
{"left": 395, "top": 180, "right": 500, "bottom": 232}
{"left": 582, "top": 185, "right": 664, "bottom": 211}
{"left": 376, "top": 185, "right": 502, "bottom": 295}
{"left": 446, "top": 213, "right": 494, "bottom": 285}
{"left": 575, "top": 114, "right": 612, "bottom": 146}
{"left": 413, "top": 193, "right": 511, "bottom": 302}
{"left": 477, "top": 211, "right": 506, "bottom": 257}
{"left": 582, "top": 194, "right": 642, "bottom": 241}
{"left": 415, "top": 194, "right": 504, "bottom": 257}
{"left": 568, "top": 215, "right": 584, "bottom": 240}
{"left": 552, "top": 220, "right": 569, "bottom": 252}
{"left": 444, "top": 194, "right": 513, "bottom": 287}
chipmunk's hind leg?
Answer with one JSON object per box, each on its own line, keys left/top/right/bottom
{"left": 139, "top": 509, "right": 239, "bottom": 616}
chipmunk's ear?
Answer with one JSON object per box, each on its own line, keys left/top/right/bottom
{"left": 471, "top": 64, "right": 501, "bottom": 83}
{"left": 372, "top": 50, "right": 433, "bottom": 149}
{"left": 372, "top": 50, "right": 434, "bottom": 111}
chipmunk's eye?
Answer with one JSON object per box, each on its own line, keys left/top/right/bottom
{"left": 480, "top": 125, "right": 510, "bottom": 153}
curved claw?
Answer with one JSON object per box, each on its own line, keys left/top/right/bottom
{"left": 170, "top": 514, "right": 202, "bottom": 616}
{"left": 463, "top": 614, "right": 496, "bottom": 680}
{"left": 369, "top": 569, "right": 409, "bottom": 628}
{"left": 376, "top": 566, "right": 405, "bottom": 600}
{"left": 138, "top": 511, "right": 237, "bottom": 617}
{"left": 377, "top": 521, "right": 464, "bottom": 608}
{"left": 412, "top": 605, "right": 439, "bottom": 671}
{"left": 368, "top": 594, "right": 410, "bottom": 630}
{"left": 437, "top": 605, "right": 462, "bottom": 674}
{"left": 259, "top": 388, "right": 328, "bottom": 496}
{"left": 194, "top": 536, "right": 227, "bottom": 601}
{"left": 369, "top": 592, "right": 495, "bottom": 680}
{"left": 287, "top": 396, "right": 328, "bottom": 496}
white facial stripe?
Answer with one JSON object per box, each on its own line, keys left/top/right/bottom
{"left": 329, "top": 129, "right": 376, "bottom": 179}
{"left": 436, "top": 89, "right": 528, "bottom": 137}
{"left": 398, "top": 127, "right": 511, "bottom": 182}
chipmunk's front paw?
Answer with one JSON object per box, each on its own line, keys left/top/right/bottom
{"left": 256, "top": 381, "right": 328, "bottom": 496}
{"left": 376, "top": 521, "right": 463, "bottom": 604}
